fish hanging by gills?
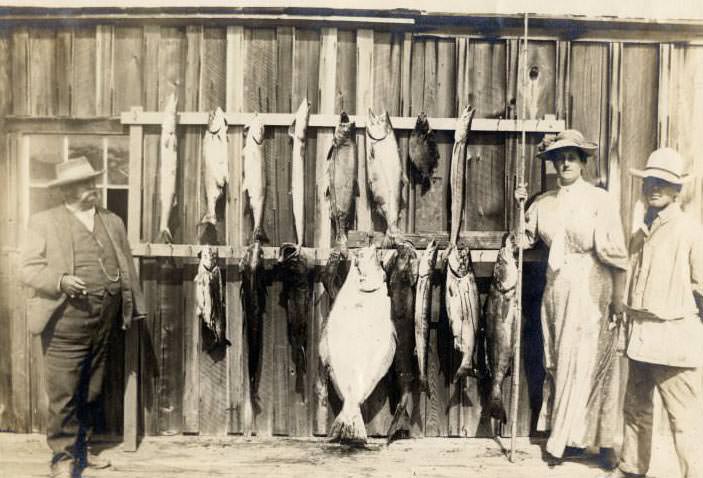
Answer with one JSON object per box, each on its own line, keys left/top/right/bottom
{"left": 240, "top": 240, "right": 266, "bottom": 412}
{"left": 366, "top": 108, "right": 407, "bottom": 246}
{"left": 445, "top": 244, "right": 481, "bottom": 382}
{"left": 449, "top": 105, "right": 476, "bottom": 246}
{"left": 201, "top": 107, "right": 229, "bottom": 227}
{"left": 408, "top": 113, "right": 440, "bottom": 195}
{"left": 277, "top": 244, "right": 311, "bottom": 393}
{"left": 320, "top": 245, "right": 395, "bottom": 445}
{"left": 326, "top": 112, "right": 358, "bottom": 248}
{"left": 195, "top": 246, "right": 231, "bottom": 350}
{"left": 289, "top": 99, "right": 311, "bottom": 250}
{"left": 414, "top": 239, "right": 438, "bottom": 393}
{"left": 386, "top": 242, "right": 420, "bottom": 444}
{"left": 159, "top": 93, "right": 178, "bottom": 243}
{"left": 243, "top": 113, "right": 267, "bottom": 242}
{"left": 482, "top": 233, "right": 519, "bottom": 423}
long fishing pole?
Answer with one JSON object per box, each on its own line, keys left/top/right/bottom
{"left": 509, "top": 12, "right": 529, "bottom": 463}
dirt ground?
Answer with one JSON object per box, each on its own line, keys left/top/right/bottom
{"left": 0, "top": 432, "right": 679, "bottom": 478}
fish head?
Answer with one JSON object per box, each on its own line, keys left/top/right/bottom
{"left": 494, "top": 233, "right": 519, "bottom": 290}
{"left": 386, "top": 242, "right": 418, "bottom": 287}
{"left": 366, "top": 108, "right": 389, "bottom": 140}
{"left": 207, "top": 107, "right": 227, "bottom": 134}
{"left": 290, "top": 98, "right": 311, "bottom": 140}
{"left": 418, "top": 239, "right": 438, "bottom": 276}
{"left": 415, "top": 112, "right": 429, "bottom": 133}
{"left": 355, "top": 245, "right": 386, "bottom": 293}
{"left": 198, "top": 246, "right": 218, "bottom": 271}
{"left": 334, "top": 112, "right": 355, "bottom": 143}
{"left": 454, "top": 105, "right": 475, "bottom": 143}
{"left": 446, "top": 244, "right": 472, "bottom": 277}
{"left": 244, "top": 113, "right": 265, "bottom": 145}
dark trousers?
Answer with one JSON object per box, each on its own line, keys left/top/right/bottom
{"left": 41, "top": 292, "right": 120, "bottom": 464}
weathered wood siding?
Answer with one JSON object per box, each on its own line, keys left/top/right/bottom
{"left": 1, "top": 21, "right": 701, "bottom": 439}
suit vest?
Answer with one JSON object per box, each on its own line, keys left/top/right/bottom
{"left": 69, "top": 212, "right": 121, "bottom": 296}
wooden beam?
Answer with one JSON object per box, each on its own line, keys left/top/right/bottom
{"left": 120, "top": 110, "right": 564, "bottom": 132}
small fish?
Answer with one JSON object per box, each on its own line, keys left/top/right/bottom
{"left": 408, "top": 113, "right": 439, "bottom": 195}
{"left": 386, "top": 242, "right": 419, "bottom": 444}
{"left": 445, "top": 244, "right": 481, "bottom": 382}
{"left": 323, "top": 246, "right": 395, "bottom": 445}
{"left": 414, "top": 239, "right": 438, "bottom": 392}
{"left": 240, "top": 240, "right": 266, "bottom": 412}
{"left": 201, "top": 107, "right": 229, "bottom": 227}
{"left": 289, "top": 99, "right": 311, "bottom": 249}
{"left": 483, "top": 233, "right": 519, "bottom": 423}
{"left": 278, "top": 244, "right": 311, "bottom": 392}
{"left": 159, "top": 93, "right": 178, "bottom": 243}
{"left": 449, "top": 105, "right": 476, "bottom": 245}
{"left": 195, "top": 246, "right": 231, "bottom": 350}
{"left": 243, "top": 114, "right": 267, "bottom": 242}
{"left": 326, "top": 112, "right": 358, "bottom": 247}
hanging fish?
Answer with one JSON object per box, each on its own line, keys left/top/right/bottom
{"left": 414, "top": 239, "right": 438, "bottom": 393}
{"left": 195, "top": 246, "right": 231, "bottom": 350}
{"left": 366, "top": 108, "right": 407, "bottom": 245}
{"left": 243, "top": 113, "right": 267, "bottom": 242}
{"left": 289, "top": 99, "right": 311, "bottom": 250}
{"left": 277, "top": 244, "right": 311, "bottom": 392}
{"left": 449, "top": 105, "right": 476, "bottom": 245}
{"left": 483, "top": 233, "right": 519, "bottom": 423}
{"left": 408, "top": 112, "right": 439, "bottom": 195}
{"left": 240, "top": 240, "right": 266, "bottom": 411}
{"left": 445, "top": 244, "right": 481, "bottom": 382}
{"left": 386, "top": 242, "right": 419, "bottom": 444}
{"left": 201, "top": 107, "right": 229, "bottom": 226}
{"left": 159, "top": 93, "right": 178, "bottom": 243}
{"left": 326, "top": 112, "right": 358, "bottom": 248}
{"left": 321, "top": 245, "right": 395, "bottom": 445}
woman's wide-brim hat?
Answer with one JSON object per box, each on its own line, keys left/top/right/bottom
{"left": 47, "top": 156, "right": 103, "bottom": 188}
{"left": 536, "top": 129, "right": 598, "bottom": 160}
{"left": 630, "top": 147, "right": 693, "bottom": 185}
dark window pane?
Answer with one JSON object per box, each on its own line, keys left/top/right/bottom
{"left": 107, "top": 189, "right": 128, "bottom": 231}
{"left": 29, "top": 135, "right": 63, "bottom": 183}
{"left": 30, "top": 187, "right": 64, "bottom": 214}
{"left": 107, "top": 136, "right": 129, "bottom": 185}
{"left": 68, "top": 135, "right": 104, "bottom": 181}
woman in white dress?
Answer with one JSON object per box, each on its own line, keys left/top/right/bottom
{"left": 517, "top": 130, "right": 628, "bottom": 469}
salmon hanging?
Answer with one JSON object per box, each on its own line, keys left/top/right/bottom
{"left": 195, "top": 246, "right": 231, "bottom": 350}
{"left": 201, "top": 107, "right": 229, "bottom": 228}
{"left": 409, "top": 113, "right": 440, "bottom": 195}
{"left": 159, "top": 93, "right": 178, "bottom": 243}
{"left": 415, "top": 239, "right": 439, "bottom": 393}
{"left": 277, "top": 244, "right": 312, "bottom": 393}
{"left": 243, "top": 113, "right": 267, "bottom": 242}
{"left": 240, "top": 240, "right": 266, "bottom": 413}
{"left": 289, "top": 99, "right": 311, "bottom": 249}
{"left": 326, "top": 112, "right": 358, "bottom": 248}
{"left": 366, "top": 108, "right": 407, "bottom": 245}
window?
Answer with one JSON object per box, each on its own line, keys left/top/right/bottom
{"left": 26, "top": 133, "right": 130, "bottom": 229}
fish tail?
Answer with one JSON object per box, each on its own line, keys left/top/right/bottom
{"left": 200, "top": 212, "right": 217, "bottom": 226}
{"left": 386, "top": 394, "right": 411, "bottom": 444}
{"left": 453, "top": 358, "right": 473, "bottom": 383}
{"left": 486, "top": 386, "right": 507, "bottom": 423}
{"left": 253, "top": 226, "right": 268, "bottom": 243}
{"left": 328, "top": 402, "right": 367, "bottom": 445}
{"left": 159, "top": 228, "right": 174, "bottom": 244}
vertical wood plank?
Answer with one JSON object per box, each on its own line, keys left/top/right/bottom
{"left": 11, "top": 28, "right": 29, "bottom": 116}
{"left": 657, "top": 44, "right": 672, "bottom": 149}
{"left": 607, "top": 43, "right": 623, "bottom": 202}
{"left": 72, "top": 26, "right": 97, "bottom": 117}
{"left": 113, "top": 27, "right": 144, "bottom": 114}
{"left": 355, "top": 29, "right": 373, "bottom": 232}
{"left": 56, "top": 28, "right": 72, "bottom": 116}
{"left": 95, "top": 25, "right": 114, "bottom": 117}
{"left": 225, "top": 25, "right": 245, "bottom": 435}
{"left": 409, "top": 37, "right": 425, "bottom": 234}
{"left": 29, "top": 28, "right": 56, "bottom": 116}
{"left": 181, "top": 25, "right": 203, "bottom": 435}
{"left": 569, "top": 42, "right": 610, "bottom": 186}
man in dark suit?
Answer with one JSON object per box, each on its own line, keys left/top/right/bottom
{"left": 20, "top": 157, "right": 145, "bottom": 478}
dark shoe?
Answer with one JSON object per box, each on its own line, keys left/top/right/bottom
{"left": 599, "top": 447, "right": 619, "bottom": 470}
{"left": 541, "top": 449, "right": 563, "bottom": 468}
{"left": 85, "top": 451, "right": 111, "bottom": 469}
{"left": 49, "top": 459, "right": 77, "bottom": 478}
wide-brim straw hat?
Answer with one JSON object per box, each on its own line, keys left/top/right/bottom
{"left": 47, "top": 156, "right": 103, "bottom": 188}
{"left": 630, "top": 147, "right": 692, "bottom": 185}
{"left": 536, "top": 129, "right": 598, "bottom": 160}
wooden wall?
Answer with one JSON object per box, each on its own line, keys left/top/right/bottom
{"left": 1, "top": 20, "right": 702, "bottom": 439}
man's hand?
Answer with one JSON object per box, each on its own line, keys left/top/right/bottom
{"left": 60, "top": 275, "right": 87, "bottom": 298}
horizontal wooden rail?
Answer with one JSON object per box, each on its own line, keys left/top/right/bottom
{"left": 120, "top": 110, "right": 564, "bottom": 133}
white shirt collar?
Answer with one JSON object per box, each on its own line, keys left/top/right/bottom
{"left": 65, "top": 203, "right": 96, "bottom": 232}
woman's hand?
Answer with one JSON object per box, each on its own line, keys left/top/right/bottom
{"left": 514, "top": 184, "right": 529, "bottom": 203}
